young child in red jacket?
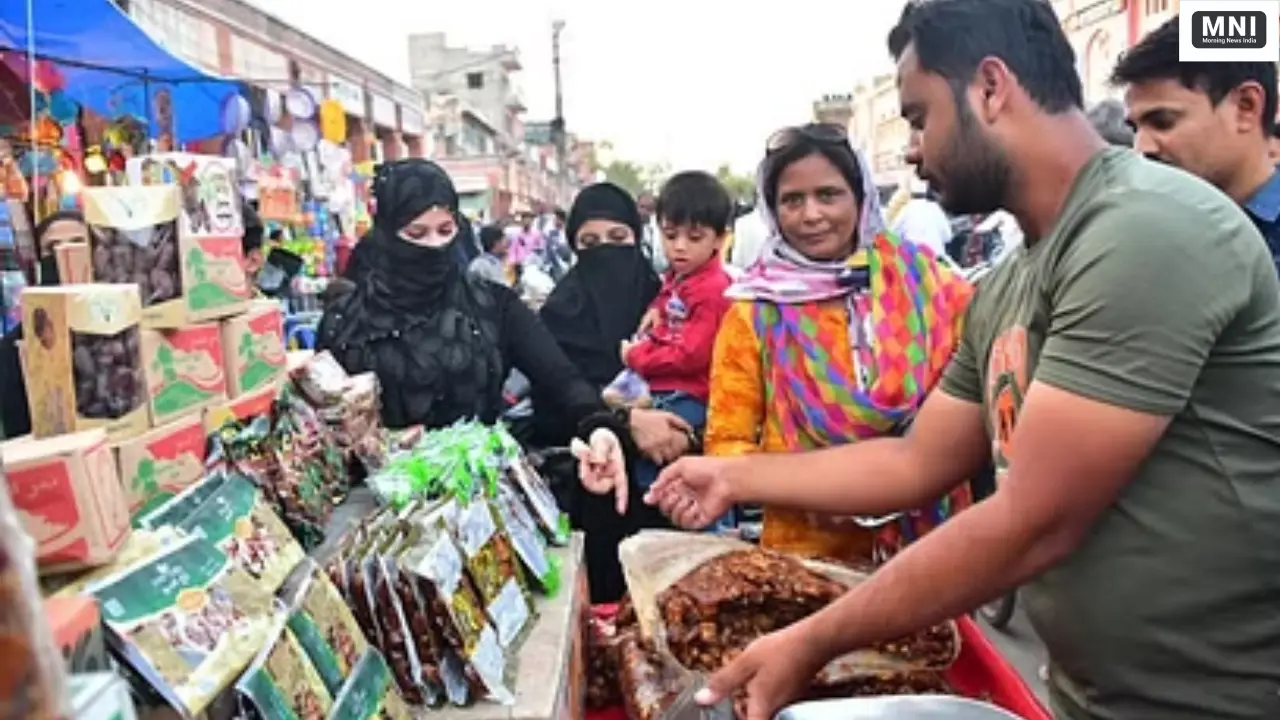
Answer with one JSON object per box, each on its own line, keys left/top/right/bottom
{"left": 613, "top": 171, "right": 734, "bottom": 527}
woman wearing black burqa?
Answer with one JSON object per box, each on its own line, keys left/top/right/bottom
{"left": 536, "top": 182, "right": 694, "bottom": 601}
{"left": 317, "top": 164, "right": 690, "bottom": 598}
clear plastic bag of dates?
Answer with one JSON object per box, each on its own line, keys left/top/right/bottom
{"left": 73, "top": 326, "right": 146, "bottom": 420}
{"left": 0, "top": 468, "right": 67, "bottom": 719}
{"left": 290, "top": 350, "right": 352, "bottom": 408}
{"left": 618, "top": 531, "right": 960, "bottom": 686}
{"left": 86, "top": 187, "right": 183, "bottom": 307}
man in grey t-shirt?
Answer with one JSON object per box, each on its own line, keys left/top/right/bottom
{"left": 641, "top": 1, "right": 1280, "bottom": 718}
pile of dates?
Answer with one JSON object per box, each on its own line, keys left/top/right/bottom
{"left": 659, "top": 549, "right": 959, "bottom": 676}
{"left": 72, "top": 328, "right": 146, "bottom": 419}
{"left": 90, "top": 221, "right": 183, "bottom": 305}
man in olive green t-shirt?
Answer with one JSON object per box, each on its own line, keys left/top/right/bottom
{"left": 636, "top": 1, "right": 1280, "bottom": 718}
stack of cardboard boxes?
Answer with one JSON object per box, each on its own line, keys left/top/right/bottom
{"left": 0, "top": 154, "right": 287, "bottom": 575}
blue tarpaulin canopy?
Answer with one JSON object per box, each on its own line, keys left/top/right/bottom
{"left": 0, "top": 0, "right": 239, "bottom": 142}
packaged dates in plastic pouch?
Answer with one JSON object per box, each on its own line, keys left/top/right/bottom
{"left": 494, "top": 479, "right": 559, "bottom": 593}
{"left": 321, "top": 372, "right": 380, "bottom": 445}
{"left": 508, "top": 454, "right": 570, "bottom": 545}
{"left": 616, "top": 633, "right": 688, "bottom": 720}
{"left": 449, "top": 497, "right": 535, "bottom": 648}
{"left": 328, "top": 648, "right": 413, "bottom": 720}
{"left": 280, "top": 560, "right": 370, "bottom": 696}
{"left": 177, "top": 474, "right": 305, "bottom": 593}
{"left": 290, "top": 350, "right": 352, "bottom": 408}
{"left": 350, "top": 427, "right": 389, "bottom": 475}
{"left": 274, "top": 384, "right": 348, "bottom": 500}
{"left": 236, "top": 615, "right": 333, "bottom": 720}
{"left": 88, "top": 534, "right": 273, "bottom": 717}
{"left": 400, "top": 502, "right": 515, "bottom": 705}
{"left": 136, "top": 472, "right": 229, "bottom": 530}
{"left": 366, "top": 529, "right": 434, "bottom": 706}
{"left": 386, "top": 519, "right": 472, "bottom": 707}
{"left": 223, "top": 415, "right": 279, "bottom": 487}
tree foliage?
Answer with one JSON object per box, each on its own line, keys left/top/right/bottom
{"left": 715, "top": 164, "right": 756, "bottom": 204}
{"left": 601, "top": 159, "right": 649, "bottom": 197}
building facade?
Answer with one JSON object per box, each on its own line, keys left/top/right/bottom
{"left": 844, "top": 76, "right": 912, "bottom": 187}
{"left": 408, "top": 32, "right": 525, "bottom": 155}
{"left": 411, "top": 34, "right": 586, "bottom": 221}
{"left": 1058, "top": 0, "right": 1179, "bottom": 104}
{"left": 121, "top": 0, "right": 429, "bottom": 161}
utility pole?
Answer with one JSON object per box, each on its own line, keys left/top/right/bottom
{"left": 550, "top": 20, "right": 568, "bottom": 207}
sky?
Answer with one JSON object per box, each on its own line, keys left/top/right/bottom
{"left": 247, "top": 0, "right": 905, "bottom": 173}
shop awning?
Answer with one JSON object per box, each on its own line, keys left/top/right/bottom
{"left": 0, "top": 0, "right": 238, "bottom": 142}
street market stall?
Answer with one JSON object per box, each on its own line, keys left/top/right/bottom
{"left": 0, "top": 154, "right": 1049, "bottom": 720}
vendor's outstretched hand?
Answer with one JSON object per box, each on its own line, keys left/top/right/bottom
{"left": 644, "top": 456, "right": 735, "bottom": 529}
{"left": 571, "top": 428, "right": 628, "bottom": 514}
{"left": 695, "top": 623, "right": 827, "bottom": 720}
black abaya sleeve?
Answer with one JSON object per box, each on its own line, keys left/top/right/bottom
{"left": 497, "top": 288, "right": 609, "bottom": 436}
{"left": 0, "top": 326, "right": 30, "bottom": 439}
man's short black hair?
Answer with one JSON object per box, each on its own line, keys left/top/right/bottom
{"left": 1110, "top": 16, "right": 1277, "bottom": 136}
{"left": 656, "top": 171, "right": 733, "bottom": 235}
{"left": 888, "top": 0, "right": 1083, "bottom": 113}
{"left": 478, "top": 225, "right": 505, "bottom": 253}
{"left": 554, "top": 208, "right": 567, "bottom": 221}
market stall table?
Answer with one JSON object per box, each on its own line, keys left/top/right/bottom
{"left": 314, "top": 489, "right": 589, "bottom": 720}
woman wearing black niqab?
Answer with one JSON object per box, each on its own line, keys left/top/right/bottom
{"left": 317, "top": 161, "right": 690, "bottom": 463}
{"left": 539, "top": 182, "right": 661, "bottom": 389}
{"left": 535, "top": 183, "right": 683, "bottom": 603}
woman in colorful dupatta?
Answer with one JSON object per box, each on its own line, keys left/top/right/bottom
{"left": 704, "top": 124, "right": 973, "bottom": 562}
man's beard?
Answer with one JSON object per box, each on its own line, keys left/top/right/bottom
{"left": 934, "top": 103, "right": 1012, "bottom": 216}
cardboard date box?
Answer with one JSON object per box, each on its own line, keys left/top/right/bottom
{"left": 139, "top": 323, "right": 228, "bottom": 425}
{"left": 1, "top": 429, "right": 131, "bottom": 572}
{"left": 84, "top": 185, "right": 249, "bottom": 329}
{"left": 20, "top": 284, "right": 149, "bottom": 441}
{"left": 203, "top": 381, "right": 279, "bottom": 435}
{"left": 113, "top": 413, "right": 207, "bottom": 523}
{"left": 125, "top": 153, "right": 243, "bottom": 239}
{"left": 221, "top": 300, "right": 286, "bottom": 397}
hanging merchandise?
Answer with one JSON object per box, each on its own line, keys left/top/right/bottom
{"left": 221, "top": 94, "right": 252, "bottom": 136}
{"left": 265, "top": 91, "right": 283, "bottom": 125}
{"left": 46, "top": 91, "right": 79, "bottom": 126}
{"left": 269, "top": 126, "right": 289, "bottom": 157}
{"left": 290, "top": 121, "right": 319, "bottom": 153}
{"left": 319, "top": 99, "right": 347, "bottom": 144}
{"left": 284, "top": 88, "right": 318, "bottom": 120}
{"left": 257, "top": 165, "right": 300, "bottom": 223}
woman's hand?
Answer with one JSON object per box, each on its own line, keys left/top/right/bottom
{"left": 628, "top": 408, "right": 692, "bottom": 464}
{"left": 570, "top": 428, "right": 629, "bottom": 514}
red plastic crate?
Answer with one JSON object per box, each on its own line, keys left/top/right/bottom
{"left": 585, "top": 606, "right": 1051, "bottom": 720}
{"left": 945, "top": 615, "right": 1050, "bottom": 719}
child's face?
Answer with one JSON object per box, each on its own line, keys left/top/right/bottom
{"left": 659, "top": 221, "right": 722, "bottom": 276}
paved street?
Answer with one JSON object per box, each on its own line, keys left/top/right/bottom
{"left": 979, "top": 604, "right": 1050, "bottom": 707}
